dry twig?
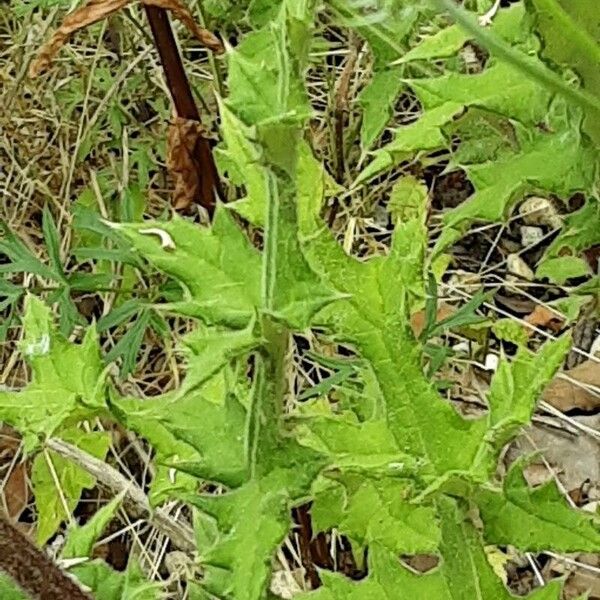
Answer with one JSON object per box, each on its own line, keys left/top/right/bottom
{"left": 46, "top": 438, "right": 196, "bottom": 554}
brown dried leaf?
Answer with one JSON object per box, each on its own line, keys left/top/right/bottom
{"left": 410, "top": 302, "right": 456, "bottom": 338}
{"left": 508, "top": 415, "right": 600, "bottom": 493}
{"left": 563, "top": 555, "right": 600, "bottom": 599}
{"left": 30, "top": 0, "right": 223, "bottom": 78}
{"left": 0, "top": 424, "right": 20, "bottom": 455}
{"left": 167, "top": 117, "right": 204, "bottom": 211}
{"left": 30, "top": 0, "right": 129, "bottom": 77}
{"left": 2, "top": 462, "right": 29, "bottom": 519}
{"left": 542, "top": 359, "right": 600, "bottom": 412}
{"left": 143, "top": 0, "right": 223, "bottom": 53}
{"left": 524, "top": 305, "right": 564, "bottom": 334}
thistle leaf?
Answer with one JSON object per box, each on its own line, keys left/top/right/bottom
{"left": 0, "top": 296, "right": 107, "bottom": 451}
{"left": 475, "top": 459, "right": 600, "bottom": 552}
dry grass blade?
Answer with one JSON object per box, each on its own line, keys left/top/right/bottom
{"left": 30, "top": 0, "right": 223, "bottom": 78}
{"left": 167, "top": 117, "right": 205, "bottom": 211}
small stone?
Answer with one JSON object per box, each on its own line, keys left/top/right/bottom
{"left": 519, "top": 196, "right": 563, "bottom": 229}
{"left": 520, "top": 225, "right": 544, "bottom": 248}
{"left": 507, "top": 253, "right": 535, "bottom": 281}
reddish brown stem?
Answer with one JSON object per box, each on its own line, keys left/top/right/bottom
{"left": 143, "top": 6, "right": 222, "bottom": 213}
{"left": 0, "top": 514, "right": 93, "bottom": 600}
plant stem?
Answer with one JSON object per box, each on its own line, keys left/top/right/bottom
{"left": 0, "top": 514, "right": 92, "bottom": 600}
{"left": 144, "top": 6, "right": 199, "bottom": 120}
{"left": 143, "top": 6, "right": 222, "bottom": 213}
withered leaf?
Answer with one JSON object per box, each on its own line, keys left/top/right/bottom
{"left": 524, "top": 304, "right": 564, "bottom": 334}
{"left": 410, "top": 302, "right": 456, "bottom": 338}
{"left": 543, "top": 359, "right": 600, "bottom": 412}
{"left": 2, "top": 462, "right": 29, "bottom": 519}
{"left": 0, "top": 426, "right": 29, "bottom": 519}
{"left": 144, "top": 0, "right": 222, "bottom": 52}
{"left": 167, "top": 117, "right": 205, "bottom": 211}
{"left": 30, "top": 0, "right": 223, "bottom": 77}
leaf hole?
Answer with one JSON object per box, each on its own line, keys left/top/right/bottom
{"left": 287, "top": 504, "right": 368, "bottom": 589}
{"left": 429, "top": 167, "right": 474, "bottom": 211}
{"left": 399, "top": 553, "right": 441, "bottom": 574}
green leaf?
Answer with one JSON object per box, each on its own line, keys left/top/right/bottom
{"left": 0, "top": 575, "right": 28, "bottom": 600}
{"left": 537, "top": 197, "right": 600, "bottom": 283}
{"left": 296, "top": 365, "right": 355, "bottom": 401}
{"left": 299, "top": 166, "right": 492, "bottom": 481}
{"left": 475, "top": 459, "right": 600, "bottom": 551}
{"left": 435, "top": 0, "right": 600, "bottom": 117}
{"left": 437, "top": 100, "right": 596, "bottom": 254}
{"left": 451, "top": 109, "right": 519, "bottom": 165}
{"left": 422, "top": 289, "right": 488, "bottom": 340}
{"left": 492, "top": 318, "right": 529, "bottom": 346}
{"left": 188, "top": 477, "right": 291, "bottom": 600}
{"left": 394, "top": 2, "right": 531, "bottom": 66}
{"left": 247, "top": 0, "right": 281, "bottom": 27}
{"left": 0, "top": 281, "right": 24, "bottom": 342}
{"left": 0, "top": 296, "right": 107, "bottom": 451}
{"left": 22, "top": 296, "right": 104, "bottom": 402}
{"left": 62, "top": 493, "right": 124, "bottom": 559}
{"left": 109, "top": 390, "right": 200, "bottom": 505}
{"left": 0, "top": 279, "right": 23, "bottom": 311}
{"left": 218, "top": 101, "right": 270, "bottom": 227}
{"left": 312, "top": 476, "right": 441, "bottom": 555}
{"left": 529, "top": 0, "right": 600, "bottom": 143}
{"left": 395, "top": 23, "right": 469, "bottom": 64}
{"left": 223, "top": 8, "right": 340, "bottom": 330}
{"left": 408, "top": 61, "right": 551, "bottom": 124}
{"left": 333, "top": 0, "right": 426, "bottom": 66}
{"left": 296, "top": 414, "right": 412, "bottom": 471}
{"left": 0, "top": 220, "right": 59, "bottom": 280}
{"left": 186, "top": 323, "right": 325, "bottom": 600}
{"left": 358, "top": 69, "right": 403, "bottom": 149}
{"left": 264, "top": 175, "right": 340, "bottom": 328}
{"left": 71, "top": 559, "right": 161, "bottom": 600}
{"left": 32, "top": 429, "right": 110, "bottom": 545}
{"left": 180, "top": 319, "right": 261, "bottom": 394}
{"left": 188, "top": 449, "right": 325, "bottom": 600}
{"left": 302, "top": 497, "right": 562, "bottom": 599}
{"left": 110, "top": 320, "right": 261, "bottom": 501}
{"left": 536, "top": 256, "right": 592, "bottom": 283}
{"left": 116, "top": 209, "right": 262, "bottom": 327}
{"left": 349, "top": 7, "right": 597, "bottom": 255}
{"left": 42, "top": 205, "right": 65, "bottom": 280}
{"left": 354, "top": 102, "right": 463, "bottom": 186}
{"left": 105, "top": 308, "right": 151, "bottom": 377}
{"left": 387, "top": 175, "right": 429, "bottom": 224}
{"left": 487, "top": 335, "right": 571, "bottom": 446}
{"left": 226, "top": 2, "right": 312, "bottom": 129}
{"left": 112, "top": 386, "right": 248, "bottom": 489}
{"left": 97, "top": 299, "right": 143, "bottom": 331}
